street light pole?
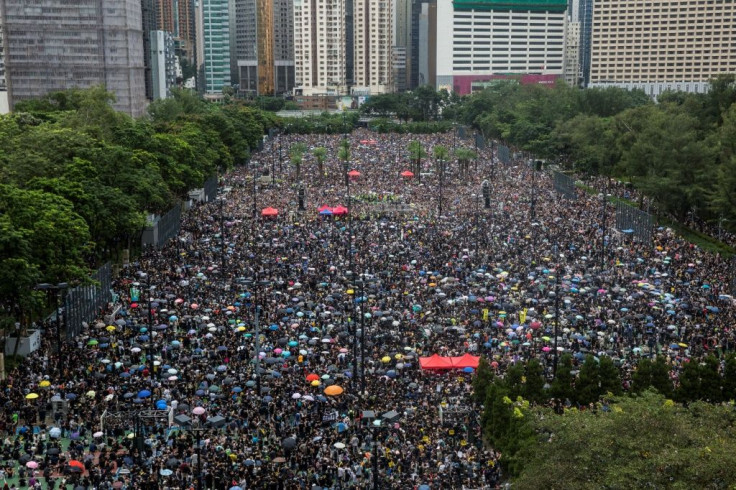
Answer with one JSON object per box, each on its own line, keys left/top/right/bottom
{"left": 601, "top": 180, "right": 607, "bottom": 269}
{"left": 438, "top": 158, "right": 444, "bottom": 218}
{"left": 553, "top": 269, "right": 560, "bottom": 378}
{"left": 530, "top": 161, "right": 536, "bottom": 221}
{"left": 220, "top": 196, "right": 226, "bottom": 276}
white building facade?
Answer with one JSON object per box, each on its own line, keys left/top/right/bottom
{"left": 353, "top": 0, "right": 393, "bottom": 94}
{"left": 293, "top": 0, "right": 347, "bottom": 95}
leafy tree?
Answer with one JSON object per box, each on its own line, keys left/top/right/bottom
{"left": 632, "top": 357, "right": 654, "bottom": 393}
{"left": 522, "top": 358, "right": 546, "bottom": 404}
{"left": 513, "top": 391, "right": 736, "bottom": 489}
{"left": 676, "top": 359, "right": 702, "bottom": 403}
{"left": 313, "top": 146, "right": 327, "bottom": 178}
{"left": 598, "top": 356, "right": 622, "bottom": 396}
{"left": 723, "top": 354, "right": 736, "bottom": 401}
{"left": 650, "top": 356, "right": 673, "bottom": 398}
{"left": 453, "top": 147, "right": 477, "bottom": 177}
{"left": 290, "top": 142, "right": 307, "bottom": 182}
{"left": 407, "top": 140, "right": 426, "bottom": 181}
{"left": 699, "top": 355, "right": 723, "bottom": 403}
{"left": 575, "top": 354, "right": 601, "bottom": 405}
{"left": 472, "top": 357, "right": 495, "bottom": 404}
{"left": 551, "top": 353, "right": 575, "bottom": 406}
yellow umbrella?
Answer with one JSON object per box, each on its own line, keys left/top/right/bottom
{"left": 237, "top": 326, "right": 246, "bottom": 332}
{"left": 428, "top": 283, "right": 437, "bottom": 287}
{"left": 106, "top": 325, "right": 116, "bottom": 332}
{"left": 86, "top": 390, "right": 96, "bottom": 398}
{"left": 324, "top": 385, "right": 344, "bottom": 396}
{"left": 381, "top": 356, "right": 391, "bottom": 363}
{"left": 39, "top": 380, "right": 51, "bottom": 388}
{"left": 678, "top": 343, "right": 688, "bottom": 348}
{"left": 25, "top": 393, "right": 39, "bottom": 400}
{"left": 310, "top": 380, "right": 321, "bottom": 387}
{"left": 394, "top": 354, "right": 403, "bottom": 360}
{"left": 346, "top": 289, "right": 354, "bottom": 295}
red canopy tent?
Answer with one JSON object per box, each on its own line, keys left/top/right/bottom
{"left": 400, "top": 170, "right": 414, "bottom": 178}
{"left": 332, "top": 205, "right": 349, "bottom": 215}
{"left": 261, "top": 207, "right": 278, "bottom": 217}
{"left": 419, "top": 354, "right": 454, "bottom": 370}
{"left": 449, "top": 353, "right": 480, "bottom": 369}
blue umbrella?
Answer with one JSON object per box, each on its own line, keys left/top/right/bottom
{"left": 419, "top": 485, "right": 431, "bottom": 490}
{"left": 161, "top": 469, "right": 174, "bottom": 476}
{"left": 232, "top": 387, "right": 243, "bottom": 393}
{"left": 670, "top": 343, "right": 680, "bottom": 349}
{"left": 139, "top": 335, "right": 150, "bottom": 342}
{"left": 169, "top": 315, "right": 178, "bottom": 321}
{"left": 65, "top": 393, "right": 77, "bottom": 400}
{"left": 269, "top": 325, "right": 279, "bottom": 331}
{"left": 246, "top": 381, "right": 256, "bottom": 387}
{"left": 138, "top": 390, "right": 152, "bottom": 398}
{"left": 263, "top": 395, "right": 273, "bottom": 402}
{"left": 156, "top": 400, "right": 168, "bottom": 410}
{"left": 195, "top": 390, "right": 205, "bottom": 396}
{"left": 120, "top": 372, "right": 131, "bottom": 378}
{"left": 288, "top": 341, "right": 298, "bottom": 347}
{"left": 463, "top": 367, "right": 475, "bottom": 373}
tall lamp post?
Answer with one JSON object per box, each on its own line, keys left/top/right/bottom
{"left": 219, "top": 196, "right": 226, "bottom": 276}
{"left": 137, "top": 271, "right": 156, "bottom": 406}
{"left": 189, "top": 407, "right": 207, "bottom": 490}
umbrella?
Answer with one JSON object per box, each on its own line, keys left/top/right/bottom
{"left": 282, "top": 437, "right": 297, "bottom": 449}
{"left": 400, "top": 170, "right": 414, "bottom": 178}
{"left": 324, "top": 385, "right": 344, "bottom": 396}
{"left": 25, "top": 392, "right": 39, "bottom": 400}
{"left": 26, "top": 461, "right": 38, "bottom": 469}
{"left": 334, "top": 442, "right": 346, "bottom": 449}
{"left": 49, "top": 427, "right": 62, "bottom": 438}
{"left": 69, "top": 460, "right": 85, "bottom": 470}
{"left": 261, "top": 207, "right": 279, "bottom": 217}
{"left": 160, "top": 469, "right": 174, "bottom": 476}
{"left": 138, "top": 390, "right": 152, "bottom": 398}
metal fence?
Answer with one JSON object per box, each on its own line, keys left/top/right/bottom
{"left": 141, "top": 204, "right": 182, "bottom": 249}
{"left": 64, "top": 263, "right": 112, "bottom": 339}
{"left": 475, "top": 133, "right": 485, "bottom": 150}
{"left": 202, "top": 175, "right": 218, "bottom": 202}
{"left": 498, "top": 145, "right": 511, "bottom": 165}
{"left": 615, "top": 201, "right": 653, "bottom": 243}
{"left": 553, "top": 171, "right": 577, "bottom": 200}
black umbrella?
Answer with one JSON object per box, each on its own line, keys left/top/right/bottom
{"left": 282, "top": 437, "right": 297, "bottom": 450}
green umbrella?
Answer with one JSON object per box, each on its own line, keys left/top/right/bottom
{"left": 87, "top": 339, "right": 99, "bottom": 346}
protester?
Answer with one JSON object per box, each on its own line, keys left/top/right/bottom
{"left": 0, "top": 128, "right": 732, "bottom": 489}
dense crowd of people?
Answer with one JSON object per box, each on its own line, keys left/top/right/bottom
{"left": 1, "top": 128, "right": 734, "bottom": 489}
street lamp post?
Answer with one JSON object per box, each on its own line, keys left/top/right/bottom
{"left": 371, "top": 418, "right": 384, "bottom": 490}
{"left": 438, "top": 158, "right": 444, "bottom": 218}
{"left": 530, "top": 160, "right": 537, "bottom": 221}
{"left": 600, "top": 181, "right": 607, "bottom": 269}
{"left": 138, "top": 271, "right": 156, "bottom": 407}
{"left": 271, "top": 138, "right": 276, "bottom": 185}
{"left": 553, "top": 268, "right": 560, "bottom": 378}
{"left": 219, "top": 196, "right": 226, "bottom": 276}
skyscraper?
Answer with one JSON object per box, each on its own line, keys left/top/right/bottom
{"left": 394, "top": 0, "right": 412, "bottom": 90}
{"left": 293, "top": 0, "right": 347, "bottom": 95}
{"left": 199, "top": 0, "right": 231, "bottom": 96}
{"left": 436, "top": 0, "right": 566, "bottom": 94}
{"left": 142, "top": 0, "right": 158, "bottom": 101}
{"left": 0, "top": 0, "right": 147, "bottom": 116}
{"left": 563, "top": 20, "right": 580, "bottom": 87}
{"left": 353, "top": 0, "right": 394, "bottom": 94}
{"left": 577, "top": 0, "right": 592, "bottom": 87}
{"left": 233, "top": 0, "right": 294, "bottom": 96}
{"left": 588, "top": 0, "right": 736, "bottom": 97}
{"left": 151, "top": 30, "right": 177, "bottom": 99}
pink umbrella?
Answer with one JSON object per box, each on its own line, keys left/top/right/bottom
{"left": 273, "top": 348, "right": 283, "bottom": 355}
{"left": 26, "top": 461, "right": 38, "bottom": 469}
{"left": 193, "top": 406, "right": 206, "bottom": 415}
{"left": 530, "top": 321, "right": 542, "bottom": 330}
{"left": 542, "top": 346, "right": 551, "bottom": 352}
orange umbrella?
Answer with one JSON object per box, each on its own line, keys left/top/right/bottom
{"left": 324, "top": 385, "right": 344, "bottom": 396}
{"left": 400, "top": 170, "right": 414, "bottom": 178}
{"left": 261, "top": 207, "right": 279, "bottom": 217}
{"left": 306, "top": 373, "right": 319, "bottom": 382}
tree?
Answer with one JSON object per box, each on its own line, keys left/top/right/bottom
{"left": 313, "top": 146, "right": 327, "bottom": 179}
{"left": 513, "top": 391, "right": 736, "bottom": 489}
{"left": 597, "top": 356, "right": 622, "bottom": 396}
{"left": 453, "top": 147, "right": 477, "bottom": 177}
{"left": 699, "top": 355, "right": 722, "bottom": 403}
{"left": 676, "top": 359, "right": 702, "bottom": 403}
{"left": 650, "top": 356, "right": 673, "bottom": 398}
{"left": 289, "top": 142, "right": 307, "bottom": 182}
{"left": 575, "top": 354, "right": 601, "bottom": 405}
{"left": 723, "top": 354, "right": 736, "bottom": 401}
{"left": 632, "top": 358, "right": 653, "bottom": 393}
{"left": 407, "top": 140, "right": 426, "bottom": 181}
{"left": 523, "top": 358, "right": 546, "bottom": 404}
{"left": 551, "top": 354, "right": 575, "bottom": 407}
{"left": 472, "top": 357, "right": 495, "bottom": 405}
{"left": 432, "top": 144, "right": 449, "bottom": 174}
